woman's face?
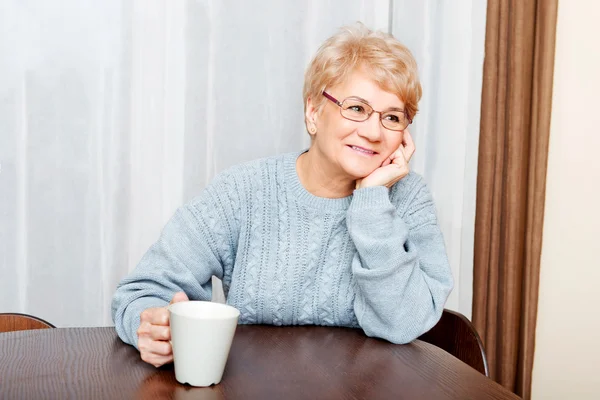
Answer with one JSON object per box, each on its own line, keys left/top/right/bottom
{"left": 306, "top": 69, "right": 406, "bottom": 180}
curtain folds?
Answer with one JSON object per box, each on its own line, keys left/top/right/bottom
{"left": 472, "top": 0, "right": 558, "bottom": 397}
{"left": 1, "top": 1, "right": 486, "bottom": 332}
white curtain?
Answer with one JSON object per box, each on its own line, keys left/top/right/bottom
{"left": 0, "top": 0, "right": 486, "bottom": 327}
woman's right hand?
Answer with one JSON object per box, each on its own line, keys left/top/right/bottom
{"left": 137, "top": 291, "right": 189, "bottom": 367}
{"left": 355, "top": 129, "right": 416, "bottom": 190}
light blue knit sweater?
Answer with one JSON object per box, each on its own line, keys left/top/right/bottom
{"left": 112, "top": 151, "right": 453, "bottom": 347}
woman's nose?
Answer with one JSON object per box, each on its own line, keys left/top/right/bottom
{"left": 357, "top": 112, "right": 384, "bottom": 141}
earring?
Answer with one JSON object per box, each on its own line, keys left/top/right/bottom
{"left": 309, "top": 126, "right": 317, "bottom": 134}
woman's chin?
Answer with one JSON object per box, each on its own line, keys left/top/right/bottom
{"left": 342, "top": 164, "right": 379, "bottom": 180}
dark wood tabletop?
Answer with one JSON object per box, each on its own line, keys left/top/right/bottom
{"left": 0, "top": 325, "right": 519, "bottom": 400}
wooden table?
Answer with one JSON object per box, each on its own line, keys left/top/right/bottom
{"left": 0, "top": 325, "right": 519, "bottom": 399}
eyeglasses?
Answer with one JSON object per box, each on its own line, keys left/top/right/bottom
{"left": 322, "top": 91, "right": 411, "bottom": 131}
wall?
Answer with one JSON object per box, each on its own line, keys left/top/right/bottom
{"left": 531, "top": 0, "right": 600, "bottom": 398}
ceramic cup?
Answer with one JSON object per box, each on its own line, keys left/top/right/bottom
{"left": 168, "top": 301, "right": 240, "bottom": 387}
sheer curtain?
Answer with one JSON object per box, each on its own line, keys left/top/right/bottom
{"left": 0, "top": 0, "right": 485, "bottom": 327}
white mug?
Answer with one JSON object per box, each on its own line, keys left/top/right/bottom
{"left": 168, "top": 301, "right": 240, "bottom": 387}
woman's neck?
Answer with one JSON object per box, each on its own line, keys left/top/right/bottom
{"left": 296, "top": 148, "right": 355, "bottom": 199}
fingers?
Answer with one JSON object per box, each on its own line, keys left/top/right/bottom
{"left": 139, "top": 335, "right": 174, "bottom": 368}
{"left": 138, "top": 334, "right": 172, "bottom": 355}
{"left": 389, "top": 160, "right": 409, "bottom": 176}
{"left": 137, "top": 296, "right": 189, "bottom": 368}
{"left": 379, "top": 163, "right": 410, "bottom": 186}
{"left": 143, "top": 354, "right": 173, "bottom": 369}
{"left": 140, "top": 290, "right": 189, "bottom": 325}
{"left": 143, "top": 354, "right": 173, "bottom": 368}
{"left": 137, "top": 314, "right": 173, "bottom": 367}
{"left": 402, "top": 129, "right": 416, "bottom": 161}
{"left": 380, "top": 156, "right": 393, "bottom": 167}
{"left": 140, "top": 307, "right": 169, "bottom": 326}
{"left": 150, "top": 324, "right": 171, "bottom": 341}
{"left": 391, "top": 146, "right": 404, "bottom": 161}
{"left": 137, "top": 328, "right": 174, "bottom": 368}
{"left": 391, "top": 150, "right": 407, "bottom": 166}
{"left": 137, "top": 321, "right": 171, "bottom": 341}
{"left": 390, "top": 129, "right": 415, "bottom": 168}
{"left": 170, "top": 291, "right": 189, "bottom": 304}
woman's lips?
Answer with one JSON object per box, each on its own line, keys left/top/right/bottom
{"left": 347, "top": 145, "right": 378, "bottom": 156}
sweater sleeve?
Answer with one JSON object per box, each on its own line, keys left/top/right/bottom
{"left": 346, "top": 177, "right": 453, "bottom": 344}
{"left": 111, "top": 172, "right": 239, "bottom": 348}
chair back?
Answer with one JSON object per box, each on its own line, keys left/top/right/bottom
{"left": 0, "top": 313, "right": 55, "bottom": 333}
{"left": 418, "top": 309, "right": 489, "bottom": 376}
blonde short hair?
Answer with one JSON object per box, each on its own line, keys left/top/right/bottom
{"left": 303, "top": 23, "right": 422, "bottom": 127}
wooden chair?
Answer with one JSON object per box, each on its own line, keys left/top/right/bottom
{"left": 0, "top": 313, "right": 56, "bottom": 333}
{"left": 418, "top": 309, "right": 489, "bottom": 376}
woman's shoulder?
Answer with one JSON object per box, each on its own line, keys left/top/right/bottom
{"left": 184, "top": 153, "right": 289, "bottom": 212}
{"left": 191, "top": 152, "right": 294, "bottom": 200}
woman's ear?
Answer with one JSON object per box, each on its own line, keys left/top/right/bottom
{"left": 305, "top": 97, "right": 318, "bottom": 135}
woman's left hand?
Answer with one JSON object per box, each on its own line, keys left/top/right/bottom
{"left": 355, "top": 129, "right": 416, "bottom": 190}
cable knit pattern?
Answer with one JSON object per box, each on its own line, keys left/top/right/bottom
{"left": 242, "top": 162, "right": 263, "bottom": 324}
{"left": 112, "top": 151, "right": 454, "bottom": 348}
{"left": 318, "top": 218, "right": 345, "bottom": 326}
{"left": 216, "top": 170, "right": 241, "bottom": 296}
{"left": 301, "top": 210, "right": 323, "bottom": 324}
{"left": 271, "top": 160, "right": 289, "bottom": 325}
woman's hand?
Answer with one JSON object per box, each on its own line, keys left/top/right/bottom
{"left": 137, "top": 292, "right": 189, "bottom": 367}
{"left": 355, "top": 129, "right": 416, "bottom": 190}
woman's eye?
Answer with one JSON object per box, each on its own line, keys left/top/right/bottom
{"left": 385, "top": 114, "right": 401, "bottom": 122}
{"left": 349, "top": 105, "right": 365, "bottom": 113}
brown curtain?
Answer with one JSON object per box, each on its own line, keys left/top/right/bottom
{"left": 472, "top": 0, "right": 558, "bottom": 398}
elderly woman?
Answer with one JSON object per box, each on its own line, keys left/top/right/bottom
{"left": 112, "top": 23, "right": 453, "bottom": 367}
